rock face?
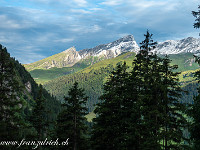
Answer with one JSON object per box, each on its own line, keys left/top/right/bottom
{"left": 58, "top": 47, "right": 81, "bottom": 68}
{"left": 25, "top": 81, "right": 32, "bottom": 93}
{"left": 41, "top": 46, "right": 81, "bottom": 69}
{"left": 79, "top": 35, "right": 139, "bottom": 59}
{"left": 154, "top": 37, "right": 200, "bottom": 54}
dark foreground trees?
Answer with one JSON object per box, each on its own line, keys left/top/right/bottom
{"left": 91, "top": 31, "right": 188, "bottom": 150}
{"left": 56, "top": 82, "right": 88, "bottom": 150}
{"left": 91, "top": 62, "right": 130, "bottom": 150}
{"left": 30, "top": 85, "right": 48, "bottom": 140}
{"left": 189, "top": 65, "right": 200, "bottom": 149}
{"left": 190, "top": 5, "right": 200, "bottom": 149}
{"left": 0, "top": 45, "right": 25, "bottom": 149}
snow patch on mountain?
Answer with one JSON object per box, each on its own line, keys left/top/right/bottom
{"left": 79, "top": 35, "right": 139, "bottom": 59}
{"left": 154, "top": 37, "right": 200, "bottom": 54}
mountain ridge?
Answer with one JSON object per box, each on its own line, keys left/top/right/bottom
{"left": 154, "top": 37, "right": 200, "bottom": 54}
{"left": 79, "top": 35, "right": 139, "bottom": 58}
{"left": 24, "top": 35, "right": 139, "bottom": 71}
{"left": 24, "top": 35, "right": 200, "bottom": 71}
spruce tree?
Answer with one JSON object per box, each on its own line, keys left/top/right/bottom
{"left": 91, "top": 31, "right": 188, "bottom": 150}
{"left": 190, "top": 6, "right": 200, "bottom": 148}
{"left": 56, "top": 82, "right": 88, "bottom": 150}
{"left": 130, "top": 31, "right": 162, "bottom": 149}
{"left": 91, "top": 62, "right": 130, "bottom": 150}
{"left": 30, "top": 85, "right": 48, "bottom": 141}
{"left": 159, "top": 56, "right": 188, "bottom": 149}
{"left": 131, "top": 31, "right": 188, "bottom": 149}
{"left": 189, "top": 56, "right": 200, "bottom": 149}
{"left": 0, "top": 45, "right": 24, "bottom": 149}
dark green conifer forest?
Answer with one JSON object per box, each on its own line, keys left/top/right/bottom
{"left": 0, "top": 45, "right": 61, "bottom": 149}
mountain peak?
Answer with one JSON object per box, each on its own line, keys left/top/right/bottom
{"left": 62, "top": 46, "right": 76, "bottom": 53}
{"left": 119, "top": 35, "right": 135, "bottom": 41}
{"left": 79, "top": 34, "right": 139, "bottom": 58}
{"left": 24, "top": 46, "right": 81, "bottom": 70}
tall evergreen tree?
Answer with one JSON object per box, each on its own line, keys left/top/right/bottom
{"left": 30, "top": 85, "right": 48, "bottom": 141}
{"left": 56, "top": 82, "right": 88, "bottom": 150}
{"left": 188, "top": 6, "right": 200, "bottom": 149}
{"left": 189, "top": 56, "right": 200, "bottom": 149}
{"left": 91, "top": 62, "right": 131, "bottom": 150}
{"left": 91, "top": 31, "right": 188, "bottom": 150}
{"left": 130, "top": 31, "right": 162, "bottom": 149}
{"left": 159, "top": 56, "right": 188, "bottom": 149}
{"left": 131, "top": 31, "right": 188, "bottom": 149}
{"left": 0, "top": 45, "right": 25, "bottom": 149}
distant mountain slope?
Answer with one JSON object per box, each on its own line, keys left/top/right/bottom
{"left": 24, "top": 47, "right": 81, "bottom": 71}
{"left": 167, "top": 53, "right": 199, "bottom": 72}
{"left": 155, "top": 37, "right": 200, "bottom": 54}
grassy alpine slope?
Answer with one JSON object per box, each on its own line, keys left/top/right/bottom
{"left": 24, "top": 47, "right": 81, "bottom": 71}
{"left": 27, "top": 55, "right": 109, "bottom": 84}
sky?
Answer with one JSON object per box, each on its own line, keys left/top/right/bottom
{"left": 0, "top": 0, "right": 199, "bottom": 64}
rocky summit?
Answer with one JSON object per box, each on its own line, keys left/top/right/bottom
{"left": 79, "top": 35, "right": 139, "bottom": 59}
{"left": 154, "top": 37, "right": 200, "bottom": 54}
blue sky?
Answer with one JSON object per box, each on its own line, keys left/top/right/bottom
{"left": 0, "top": 0, "right": 199, "bottom": 64}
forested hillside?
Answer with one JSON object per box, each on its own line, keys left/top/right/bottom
{"left": 44, "top": 52, "right": 199, "bottom": 112}
{"left": 0, "top": 45, "right": 61, "bottom": 146}
{"left": 12, "top": 50, "right": 61, "bottom": 121}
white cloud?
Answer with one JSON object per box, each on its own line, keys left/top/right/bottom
{"left": 128, "top": 1, "right": 168, "bottom": 9}
{"left": 91, "top": 25, "right": 101, "bottom": 32}
{"left": 70, "top": 9, "right": 91, "bottom": 14}
{"left": 73, "top": 0, "right": 87, "bottom": 7}
{"left": 0, "top": 31, "right": 26, "bottom": 45}
{"left": 101, "top": 0, "right": 123, "bottom": 6}
{"left": 107, "top": 22, "right": 115, "bottom": 26}
{"left": 8, "top": 45, "right": 47, "bottom": 64}
{"left": 17, "top": 52, "right": 46, "bottom": 64}
{"left": 54, "top": 38, "right": 74, "bottom": 43}
{"left": 69, "top": 24, "right": 101, "bottom": 33}
{"left": 0, "top": 15, "right": 26, "bottom": 29}
{"left": 89, "top": 7, "right": 103, "bottom": 11}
